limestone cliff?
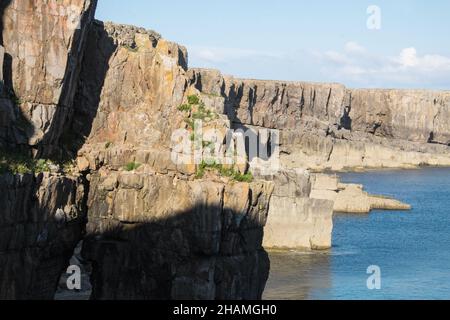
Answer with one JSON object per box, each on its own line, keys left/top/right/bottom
{"left": 55, "top": 21, "right": 272, "bottom": 299}
{"left": 310, "top": 174, "right": 411, "bottom": 214}
{"left": 189, "top": 69, "right": 450, "bottom": 172}
{"left": 260, "top": 169, "right": 333, "bottom": 250}
{"left": 83, "top": 170, "right": 272, "bottom": 299}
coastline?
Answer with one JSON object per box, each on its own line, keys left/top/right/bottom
{"left": 265, "top": 167, "right": 450, "bottom": 299}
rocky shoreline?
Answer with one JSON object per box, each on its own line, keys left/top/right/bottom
{"left": 0, "top": 0, "right": 447, "bottom": 300}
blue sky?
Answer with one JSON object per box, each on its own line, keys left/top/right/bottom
{"left": 96, "top": 1, "right": 450, "bottom": 89}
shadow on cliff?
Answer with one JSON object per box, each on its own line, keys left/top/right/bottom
{"left": 55, "top": 20, "right": 116, "bottom": 161}
{"left": 224, "top": 84, "right": 276, "bottom": 163}
{"left": 57, "top": 203, "right": 270, "bottom": 301}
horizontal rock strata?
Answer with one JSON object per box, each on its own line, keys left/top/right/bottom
{"left": 261, "top": 170, "right": 333, "bottom": 250}
{"left": 189, "top": 69, "right": 450, "bottom": 171}
{"left": 82, "top": 170, "right": 273, "bottom": 299}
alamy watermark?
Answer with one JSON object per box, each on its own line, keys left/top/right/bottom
{"left": 171, "top": 119, "right": 280, "bottom": 176}
{"left": 66, "top": 265, "right": 81, "bottom": 291}
{"left": 367, "top": 5, "right": 382, "bottom": 30}
{"left": 367, "top": 265, "right": 382, "bottom": 290}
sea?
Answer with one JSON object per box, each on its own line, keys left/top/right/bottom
{"left": 264, "top": 167, "right": 450, "bottom": 300}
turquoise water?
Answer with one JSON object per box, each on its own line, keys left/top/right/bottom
{"left": 264, "top": 168, "right": 450, "bottom": 300}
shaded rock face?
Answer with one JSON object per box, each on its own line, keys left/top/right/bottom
{"left": 0, "top": 0, "right": 96, "bottom": 300}
{"left": 1, "top": 5, "right": 274, "bottom": 299}
{"left": 82, "top": 171, "right": 272, "bottom": 299}
{"left": 0, "top": 173, "right": 87, "bottom": 299}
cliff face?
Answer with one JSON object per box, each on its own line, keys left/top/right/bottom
{"left": 186, "top": 70, "right": 450, "bottom": 250}
{"left": 0, "top": 172, "right": 87, "bottom": 299}
{"left": 190, "top": 69, "right": 450, "bottom": 171}
{"left": 83, "top": 171, "right": 272, "bottom": 299}
{"left": 261, "top": 170, "right": 333, "bottom": 250}
{"left": 1, "top": 6, "right": 274, "bottom": 299}
{"left": 0, "top": 0, "right": 96, "bottom": 300}
{"left": 69, "top": 22, "right": 273, "bottom": 300}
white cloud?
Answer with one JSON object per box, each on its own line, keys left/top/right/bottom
{"left": 187, "top": 45, "right": 283, "bottom": 64}
{"left": 184, "top": 42, "right": 450, "bottom": 89}
{"left": 323, "top": 50, "right": 351, "bottom": 65}
{"left": 344, "top": 41, "right": 366, "bottom": 54}
{"left": 316, "top": 41, "right": 450, "bottom": 88}
{"left": 397, "top": 47, "right": 419, "bottom": 67}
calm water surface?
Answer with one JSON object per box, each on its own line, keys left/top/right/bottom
{"left": 264, "top": 168, "right": 450, "bottom": 300}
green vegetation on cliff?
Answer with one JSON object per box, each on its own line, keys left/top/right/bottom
{"left": 0, "top": 151, "right": 76, "bottom": 175}
{"left": 196, "top": 160, "right": 253, "bottom": 182}
{"left": 0, "top": 152, "right": 53, "bottom": 175}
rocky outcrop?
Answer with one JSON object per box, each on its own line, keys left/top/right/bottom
{"left": 67, "top": 21, "right": 190, "bottom": 162}
{"left": 188, "top": 69, "right": 450, "bottom": 248}
{"left": 1, "top": 0, "right": 448, "bottom": 300}
{"left": 262, "top": 170, "right": 333, "bottom": 250}
{"left": 82, "top": 170, "right": 272, "bottom": 299}
{"left": 333, "top": 183, "right": 411, "bottom": 214}
{"left": 1, "top": 7, "right": 274, "bottom": 299}
{"left": 0, "top": 172, "right": 87, "bottom": 299}
{"left": 311, "top": 175, "right": 411, "bottom": 214}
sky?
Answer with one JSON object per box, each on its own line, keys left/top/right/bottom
{"left": 96, "top": 0, "right": 450, "bottom": 90}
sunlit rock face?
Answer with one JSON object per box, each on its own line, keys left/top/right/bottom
{"left": 189, "top": 69, "right": 450, "bottom": 172}
{"left": 0, "top": 0, "right": 97, "bottom": 152}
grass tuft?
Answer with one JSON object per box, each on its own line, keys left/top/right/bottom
{"left": 124, "top": 162, "right": 141, "bottom": 171}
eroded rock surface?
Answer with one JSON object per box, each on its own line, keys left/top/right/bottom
{"left": 261, "top": 170, "right": 333, "bottom": 250}
{"left": 311, "top": 175, "right": 411, "bottom": 214}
